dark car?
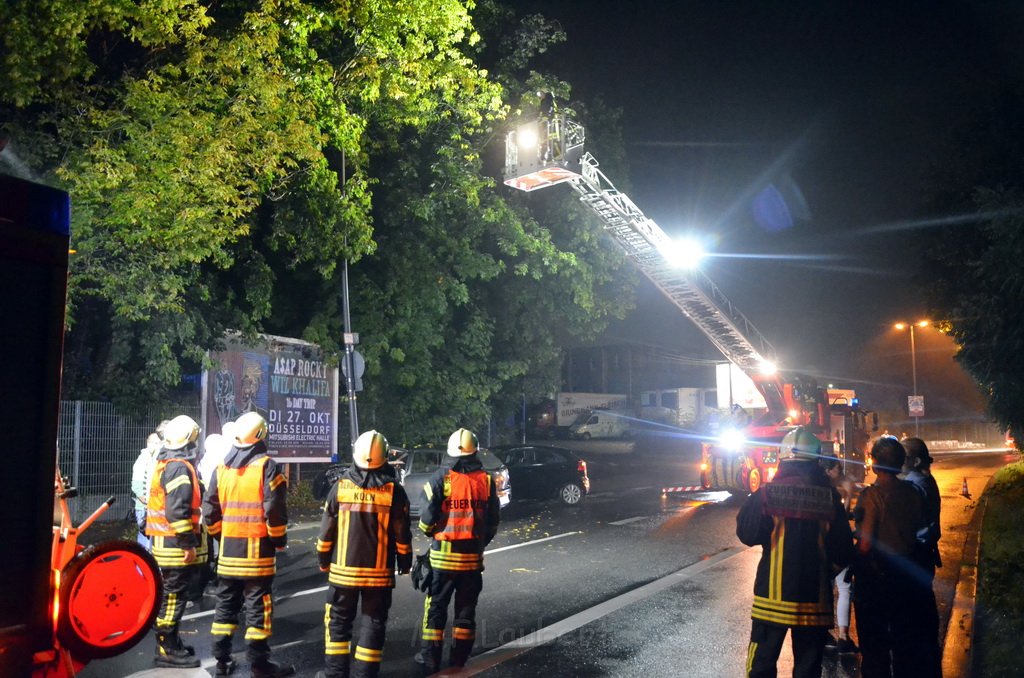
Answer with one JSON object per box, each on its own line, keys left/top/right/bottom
{"left": 489, "top": 444, "right": 590, "bottom": 506}
{"left": 398, "top": 447, "right": 511, "bottom": 517}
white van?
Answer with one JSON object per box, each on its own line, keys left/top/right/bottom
{"left": 569, "top": 409, "right": 632, "bottom": 440}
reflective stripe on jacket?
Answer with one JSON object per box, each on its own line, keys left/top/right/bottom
{"left": 316, "top": 479, "right": 412, "bottom": 588}
{"left": 146, "top": 457, "right": 206, "bottom": 567}
{"left": 203, "top": 444, "right": 288, "bottom": 579}
{"left": 216, "top": 456, "right": 270, "bottom": 539}
{"left": 418, "top": 462, "right": 499, "bottom": 573}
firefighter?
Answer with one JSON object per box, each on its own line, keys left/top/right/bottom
{"left": 203, "top": 411, "right": 294, "bottom": 678}
{"left": 145, "top": 414, "right": 208, "bottom": 668}
{"left": 316, "top": 430, "right": 412, "bottom": 678}
{"left": 415, "top": 428, "right": 501, "bottom": 673}
{"left": 736, "top": 427, "right": 855, "bottom": 678}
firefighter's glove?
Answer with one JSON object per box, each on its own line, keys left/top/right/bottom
{"left": 397, "top": 552, "right": 412, "bottom": 575}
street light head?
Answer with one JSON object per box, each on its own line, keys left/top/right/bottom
{"left": 894, "top": 322, "right": 906, "bottom": 330}
{"left": 917, "top": 320, "right": 930, "bottom": 328}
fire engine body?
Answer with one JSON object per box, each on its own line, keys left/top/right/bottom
{"left": 503, "top": 111, "right": 875, "bottom": 492}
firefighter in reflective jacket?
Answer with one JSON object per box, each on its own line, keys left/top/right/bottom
{"left": 735, "top": 427, "right": 855, "bottom": 678}
{"left": 146, "top": 414, "right": 208, "bottom": 669}
{"left": 316, "top": 430, "right": 412, "bottom": 678}
{"left": 415, "top": 429, "right": 500, "bottom": 673}
{"left": 203, "top": 412, "right": 294, "bottom": 678}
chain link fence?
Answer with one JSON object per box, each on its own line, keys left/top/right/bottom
{"left": 57, "top": 401, "right": 200, "bottom": 523}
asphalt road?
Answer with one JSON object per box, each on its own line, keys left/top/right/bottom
{"left": 81, "top": 445, "right": 1010, "bottom": 678}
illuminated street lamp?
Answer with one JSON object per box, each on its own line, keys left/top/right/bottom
{"left": 895, "top": 320, "right": 930, "bottom": 436}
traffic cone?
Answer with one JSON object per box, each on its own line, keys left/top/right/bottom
{"left": 960, "top": 477, "right": 971, "bottom": 499}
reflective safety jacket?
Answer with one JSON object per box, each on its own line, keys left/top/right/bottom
{"left": 203, "top": 442, "right": 288, "bottom": 579}
{"left": 316, "top": 465, "right": 413, "bottom": 588}
{"left": 736, "top": 459, "right": 854, "bottom": 627}
{"left": 418, "top": 456, "right": 500, "bottom": 573}
{"left": 146, "top": 452, "right": 208, "bottom": 568}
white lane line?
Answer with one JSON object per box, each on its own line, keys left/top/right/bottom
{"left": 183, "top": 534, "right": 581, "bottom": 620}
{"left": 609, "top": 516, "right": 647, "bottom": 526}
{"left": 485, "top": 531, "right": 581, "bottom": 555}
{"left": 463, "top": 545, "right": 750, "bottom": 675}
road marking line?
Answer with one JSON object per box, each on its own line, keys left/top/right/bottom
{"left": 463, "top": 545, "right": 750, "bottom": 675}
{"left": 609, "top": 516, "right": 647, "bottom": 525}
{"left": 183, "top": 534, "right": 581, "bottom": 621}
{"left": 485, "top": 531, "right": 581, "bottom": 554}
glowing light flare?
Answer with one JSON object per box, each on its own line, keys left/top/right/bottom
{"left": 661, "top": 237, "right": 706, "bottom": 269}
{"left": 759, "top": 360, "right": 777, "bottom": 375}
{"left": 719, "top": 428, "right": 745, "bottom": 451}
{"left": 516, "top": 125, "right": 539, "bottom": 151}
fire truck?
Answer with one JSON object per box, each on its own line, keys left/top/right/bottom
{"left": 0, "top": 174, "right": 160, "bottom": 677}
{"left": 502, "top": 110, "right": 876, "bottom": 492}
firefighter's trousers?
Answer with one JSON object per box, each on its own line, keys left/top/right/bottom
{"left": 155, "top": 565, "right": 200, "bottom": 631}
{"left": 211, "top": 576, "right": 276, "bottom": 665}
{"left": 324, "top": 587, "right": 393, "bottom": 678}
{"left": 421, "top": 570, "right": 483, "bottom": 670}
{"left": 746, "top": 621, "right": 827, "bottom": 678}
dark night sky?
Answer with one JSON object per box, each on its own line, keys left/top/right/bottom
{"left": 507, "top": 0, "right": 1021, "bottom": 414}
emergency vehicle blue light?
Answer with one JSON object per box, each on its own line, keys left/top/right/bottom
{"left": 851, "top": 397, "right": 859, "bottom": 406}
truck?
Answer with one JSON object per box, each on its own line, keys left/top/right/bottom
{"left": 569, "top": 408, "right": 633, "bottom": 440}
{"left": 503, "top": 109, "right": 877, "bottom": 491}
{"left": 528, "top": 392, "right": 629, "bottom": 438}
{"left": 639, "top": 387, "right": 719, "bottom": 428}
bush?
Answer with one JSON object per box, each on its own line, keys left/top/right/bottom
{"left": 977, "top": 461, "right": 1024, "bottom": 676}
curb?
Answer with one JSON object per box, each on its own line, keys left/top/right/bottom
{"left": 940, "top": 482, "right": 991, "bottom": 677}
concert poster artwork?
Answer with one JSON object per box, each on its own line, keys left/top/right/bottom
{"left": 202, "top": 335, "right": 338, "bottom": 462}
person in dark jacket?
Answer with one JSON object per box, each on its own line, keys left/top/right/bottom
{"left": 146, "top": 414, "right": 208, "bottom": 669}
{"left": 414, "top": 428, "right": 500, "bottom": 673}
{"left": 736, "top": 427, "right": 855, "bottom": 678}
{"left": 203, "top": 412, "right": 293, "bottom": 678}
{"left": 852, "top": 436, "right": 938, "bottom": 677}
{"left": 316, "top": 430, "right": 413, "bottom": 678}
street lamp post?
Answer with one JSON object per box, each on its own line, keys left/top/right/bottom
{"left": 895, "top": 320, "right": 929, "bottom": 436}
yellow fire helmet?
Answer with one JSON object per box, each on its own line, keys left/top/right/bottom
{"left": 447, "top": 428, "right": 478, "bottom": 458}
{"left": 353, "top": 430, "right": 389, "bottom": 470}
{"left": 234, "top": 411, "right": 268, "bottom": 448}
{"left": 779, "top": 426, "right": 821, "bottom": 460}
{"left": 163, "top": 415, "right": 201, "bottom": 451}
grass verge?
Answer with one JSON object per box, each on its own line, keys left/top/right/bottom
{"left": 976, "top": 459, "right": 1024, "bottom": 676}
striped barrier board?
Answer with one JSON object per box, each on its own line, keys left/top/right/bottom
{"left": 661, "top": 486, "right": 705, "bottom": 494}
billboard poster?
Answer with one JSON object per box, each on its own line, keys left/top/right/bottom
{"left": 203, "top": 334, "right": 338, "bottom": 462}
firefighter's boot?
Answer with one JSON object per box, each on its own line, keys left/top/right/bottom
{"left": 449, "top": 632, "right": 474, "bottom": 668}
{"left": 324, "top": 652, "right": 350, "bottom": 678}
{"left": 413, "top": 642, "right": 443, "bottom": 675}
{"left": 154, "top": 629, "right": 201, "bottom": 668}
{"left": 251, "top": 659, "right": 296, "bottom": 678}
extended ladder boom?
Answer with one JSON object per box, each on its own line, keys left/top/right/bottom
{"left": 505, "top": 116, "right": 776, "bottom": 374}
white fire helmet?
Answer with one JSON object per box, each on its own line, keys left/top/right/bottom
{"left": 234, "top": 411, "right": 268, "bottom": 448}
{"left": 779, "top": 426, "right": 821, "bottom": 461}
{"left": 447, "top": 428, "right": 478, "bottom": 458}
{"left": 353, "top": 430, "right": 389, "bottom": 470}
{"left": 163, "top": 415, "right": 200, "bottom": 452}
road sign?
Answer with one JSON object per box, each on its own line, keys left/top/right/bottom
{"left": 908, "top": 395, "right": 925, "bottom": 417}
{"left": 341, "top": 350, "right": 365, "bottom": 391}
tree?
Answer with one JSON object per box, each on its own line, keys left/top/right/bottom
{"left": 920, "top": 86, "right": 1024, "bottom": 441}
{"left": 1, "top": 0, "right": 635, "bottom": 445}
{"left": 1, "top": 0, "right": 502, "bottom": 404}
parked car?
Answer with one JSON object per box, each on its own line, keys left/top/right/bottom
{"left": 488, "top": 444, "right": 590, "bottom": 506}
{"left": 398, "top": 447, "right": 512, "bottom": 517}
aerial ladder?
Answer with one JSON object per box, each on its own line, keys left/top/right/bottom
{"left": 503, "top": 112, "right": 875, "bottom": 492}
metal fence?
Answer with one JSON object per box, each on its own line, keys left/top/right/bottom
{"left": 57, "top": 401, "right": 200, "bottom": 523}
